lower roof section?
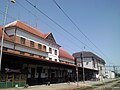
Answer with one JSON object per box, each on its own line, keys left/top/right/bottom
{"left": 3, "top": 50, "right": 76, "bottom": 68}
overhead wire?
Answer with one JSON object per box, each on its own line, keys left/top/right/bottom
{"left": 0, "top": 10, "right": 16, "bottom": 21}
{"left": 16, "top": 0, "right": 82, "bottom": 52}
{"left": 25, "top": 0, "right": 101, "bottom": 55}
{"left": 1, "top": 0, "right": 113, "bottom": 65}
{"left": 52, "top": 0, "right": 113, "bottom": 65}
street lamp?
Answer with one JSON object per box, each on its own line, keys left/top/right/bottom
{"left": 0, "top": 0, "right": 15, "bottom": 71}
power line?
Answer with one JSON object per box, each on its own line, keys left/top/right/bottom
{"left": 25, "top": 0, "right": 101, "bottom": 55}
{"left": 52, "top": 0, "right": 111, "bottom": 63}
{"left": 16, "top": 1, "right": 82, "bottom": 52}
{"left": 0, "top": 10, "right": 16, "bottom": 21}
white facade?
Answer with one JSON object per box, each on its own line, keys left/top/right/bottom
{"left": 105, "top": 71, "right": 115, "bottom": 79}
{"left": 76, "top": 57, "right": 98, "bottom": 70}
{"left": 5, "top": 27, "right": 59, "bottom": 62}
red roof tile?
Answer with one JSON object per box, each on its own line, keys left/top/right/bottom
{"left": 5, "top": 20, "right": 51, "bottom": 39}
{"left": 44, "top": 32, "right": 51, "bottom": 38}
{"left": 59, "top": 48, "right": 74, "bottom": 61}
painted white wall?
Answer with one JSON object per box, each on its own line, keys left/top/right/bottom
{"left": 105, "top": 71, "right": 115, "bottom": 78}
{"left": 15, "top": 44, "right": 48, "bottom": 57}
{"left": 5, "top": 27, "right": 59, "bottom": 61}
{"left": 76, "top": 57, "right": 105, "bottom": 72}
{"left": 98, "top": 63, "right": 105, "bottom": 76}
{"left": 77, "top": 57, "right": 97, "bottom": 70}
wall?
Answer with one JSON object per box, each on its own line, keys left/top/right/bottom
{"left": 59, "top": 57, "right": 74, "bottom": 65}
{"left": 5, "top": 27, "right": 59, "bottom": 61}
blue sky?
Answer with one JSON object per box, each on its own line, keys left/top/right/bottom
{"left": 0, "top": 0, "right": 120, "bottom": 66}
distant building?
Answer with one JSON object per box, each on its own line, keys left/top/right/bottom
{"left": 105, "top": 70, "right": 115, "bottom": 79}
{"left": 73, "top": 51, "right": 106, "bottom": 80}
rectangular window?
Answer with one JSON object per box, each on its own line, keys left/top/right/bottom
{"left": 55, "top": 59, "right": 57, "bottom": 61}
{"left": 43, "top": 45, "right": 46, "bottom": 51}
{"left": 43, "top": 56, "right": 46, "bottom": 59}
{"left": 38, "top": 44, "right": 42, "bottom": 50}
{"left": 55, "top": 50, "right": 57, "bottom": 55}
{"left": 100, "top": 66, "right": 102, "bottom": 70}
{"left": 49, "top": 47, "right": 52, "bottom": 54}
{"left": 20, "top": 37, "right": 25, "bottom": 44}
{"left": 30, "top": 53, "right": 34, "bottom": 56}
{"left": 3, "top": 47, "right": 8, "bottom": 51}
{"left": 49, "top": 58, "right": 52, "bottom": 60}
{"left": 86, "top": 62, "right": 89, "bottom": 65}
{"left": 30, "top": 41, "right": 34, "bottom": 47}
{"left": 92, "top": 58, "right": 96, "bottom": 68}
{"left": 20, "top": 51, "right": 25, "bottom": 55}
{"left": 39, "top": 55, "right": 42, "bottom": 58}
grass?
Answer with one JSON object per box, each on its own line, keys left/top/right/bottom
{"left": 92, "top": 79, "right": 119, "bottom": 87}
{"left": 74, "top": 86, "right": 94, "bottom": 90}
{"left": 74, "top": 79, "right": 120, "bottom": 90}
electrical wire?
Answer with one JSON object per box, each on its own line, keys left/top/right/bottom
{"left": 52, "top": 0, "right": 111, "bottom": 63}
{"left": 25, "top": 0, "right": 101, "bottom": 56}
{"left": 16, "top": 1, "right": 82, "bottom": 52}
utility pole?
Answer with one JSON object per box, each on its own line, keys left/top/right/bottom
{"left": 0, "top": 0, "right": 15, "bottom": 71}
{"left": 75, "top": 58, "right": 79, "bottom": 87}
{"left": 81, "top": 52, "right": 85, "bottom": 83}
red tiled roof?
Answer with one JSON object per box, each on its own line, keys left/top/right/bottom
{"left": 59, "top": 48, "right": 74, "bottom": 61}
{"left": 44, "top": 32, "right": 51, "bottom": 38}
{"left": 5, "top": 20, "right": 51, "bottom": 39}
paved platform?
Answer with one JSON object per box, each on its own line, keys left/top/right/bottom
{"left": 0, "top": 78, "right": 117, "bottom": 90}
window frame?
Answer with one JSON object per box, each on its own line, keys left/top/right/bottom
{"left": 43, "top": 45, "right": 46, "bottom": 51}
{"left": 38, "top": 44, "right": 42, "bottom": 50}
{"left": 20, "top": 37, "right": 25, "bottom": 44}
{"left": 49, "top": 47, "right": 52, "bottom": 54}
{"left": 30, "top": 41, "right": 34, "bottom": 47}
{"left": 55, "top": 50, "right": 57, "bottom": 55}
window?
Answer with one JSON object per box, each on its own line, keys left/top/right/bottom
{"left": 30, "top": 53, "right": 34, "bottom": 56}
{"left": 49, "top": 58, "right": 52, "bottom": 60}
{"left": 100, "top": 66, "right": 102, "bottom": 70}
{"left": 55, "top": 50, "right": 57, "bottom": 55}
{"left": 43, "top": 56, "right": 46, "bottom": 59}
{"left": 38, "top": 44, "right": 42, "bottom": 50}
{"left": 30, "top": 41, "right": 34, "bottom": 47}
{"left": 20, "top": 37, "right": 25, "bottom": 44}
{"left": 86, "top": 62, "right": 89, "bottom": 65}
{"left": 3, "top": 47, "right": 8, "bottom": 51}
{"left": 92, "top": 57, "right": 96, "bottom": 68}
{"left": 43, "top": 45, "right": 46, "bottom": 51}
{"left": 39, "top": 55, "right": 42, "bottom": 58}
{"left": 49, "top": 47, "right": 52, "bottom": 54}
{"left": 20, "top": 51, "right": 25, "bottom": 55}
{"left": 55, "top": 59, "right": 57, "bottom": 61}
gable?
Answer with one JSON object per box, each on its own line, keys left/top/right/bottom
{"left": 45, "top": 33, "right": 56, "bottom": 43}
